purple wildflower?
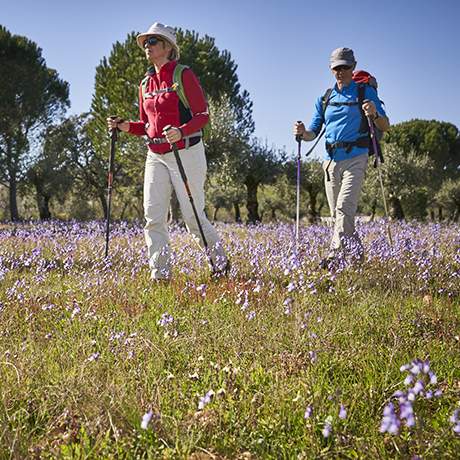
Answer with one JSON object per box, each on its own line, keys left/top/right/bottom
{"left": 450, "top": 408, "right": 460, "bottom": 434}
{"left": 198, "top": 390, "right": 215, "bottom": 410}
{"left": 158, "top": 313, "right": 174, "bottom": 327}
{"left": 322, "top": 420, "right": 332, "bottom": 438}
{"left": 87, "top": 352, "right": 100, "bottom": 362}
{"left": 141, "top": 410, "right": 153, "bottom": 429}
{"left": 380, "top": 402, "right": 400, "bottom": 434}
{"left": 247, "top": 311, "right": 256, "bottom": 321}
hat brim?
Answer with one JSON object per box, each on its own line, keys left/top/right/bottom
{"left": 136, "top": 33, "right": 180, "bottom": 58}
{"left": 330, "top": 60, "right": 355, "bottom": 69}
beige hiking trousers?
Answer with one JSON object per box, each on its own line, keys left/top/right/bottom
{"left": 143, "top": 141, "right": 227, "bottom": 279}
{"left": 323, "top": 153, "right": 368, "bottom": 256}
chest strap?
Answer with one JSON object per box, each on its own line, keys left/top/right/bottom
{"left": 328, "top": 101, "right": 359, "bottom": 107}
{"left": 144, "top": 83, "right": 179, "bottom": 99}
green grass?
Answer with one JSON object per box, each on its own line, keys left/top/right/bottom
{"left": 0, "top": 222, "right": 459, "bottom": 459}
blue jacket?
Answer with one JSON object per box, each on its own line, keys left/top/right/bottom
{"left": 308, "top": 81, "right": 386, "bottom": 161}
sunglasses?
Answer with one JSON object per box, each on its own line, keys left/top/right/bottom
{"left": 143, "top": 36, "right": 163, "bottom": 48}
{"left": 333, "top": 65, "right": 352, "bottom": 72}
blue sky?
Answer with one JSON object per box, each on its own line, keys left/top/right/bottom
{"left": 2, "top": 0, "right": 459, "bottom": 158}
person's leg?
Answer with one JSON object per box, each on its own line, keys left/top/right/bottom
{"left": 167, "top": 142, "right": 228, "bottom": 272}
{"left": 323, "top": 159, "right": 343, "bottom": 255}
{"left": 334, "top": 154, "right": 368, "bottom": 258}
{"left": 143, "top": 152, "right": 172, "bottom": 280}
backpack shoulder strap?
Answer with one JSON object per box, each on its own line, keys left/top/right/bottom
{"left": 141, "top": 75, "right": 150, "bottom": 101}
{"left": 321, "top": 88, "right": 333, "bottom": 118}
{"left": 357, "top": 83, "right": 366, "bottom": 105}
{"left": 173, "top": 64, "right": 190, "bottom": 109}
{"left": 141, "top": 66, "right": 156, "bottom": 100}
{"left": 357, "top": 83, "right": 368, "bottom": 133}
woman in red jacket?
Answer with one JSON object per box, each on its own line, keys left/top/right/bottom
{"left": 108, "top": 22, "right": 228, "bottom": 281}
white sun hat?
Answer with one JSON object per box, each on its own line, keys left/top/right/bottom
{"left": 136, "top": 22, "right": 180, "bottom": 58}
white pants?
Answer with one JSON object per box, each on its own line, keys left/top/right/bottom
{"left": 143, "top": 141, "right": 227, "bottom": 279}
{"left": 323, "top": 154, "right": 368, "bottom": 255}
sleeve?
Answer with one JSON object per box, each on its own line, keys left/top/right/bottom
{"left": 128, "top": 82, "right": 149, "bottom": 136}
{"left": 307, "top": 96, "right": 325, "bottom": 136}
{"left": 179, "top": 68, "right": 210, "bottom": 136}
{"left": 366, "top": 86, "right": 386, "bottom": 117}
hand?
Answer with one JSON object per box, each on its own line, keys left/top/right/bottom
{"left": 106, "top": 116, "right": 129, "bottom": 132}
{"left": 293, "top": 121, "right": 306, "bottom": 139}
{"left": 163, "top": 126, "right": 182, "bottom": 144}
{"left": 362, "top": 100, "right": 377, "bottom": 119}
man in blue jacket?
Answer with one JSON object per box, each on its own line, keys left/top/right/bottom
{"left": 294, "top": 47, "right": 390, "bottom": 267}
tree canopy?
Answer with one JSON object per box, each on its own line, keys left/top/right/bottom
{"left": 0, "top": 25, "right": 69, "bottom": 220}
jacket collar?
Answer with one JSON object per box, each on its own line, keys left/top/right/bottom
{"left": 146, "top": 60, "right": 177, "bottom": 76}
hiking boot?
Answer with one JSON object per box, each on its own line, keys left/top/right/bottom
{"left": 151, "top": 278, "right": 170, "bottom": 285}
{"left": 211, "top": 259, "right": 231, "bottom": 278}
{"left": 150, "top": 271, "right": 171, "bottom": 284}
{"left": 318, "top": 250, "right": 343, "bottom": 270}
{"left": 319, "top": 256, "right": 336, "bottom": 270}
{"left": 355, "top": 253, "right": 365, "bottom": 265}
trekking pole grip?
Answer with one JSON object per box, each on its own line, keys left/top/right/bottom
{"left": 295, "top": 120, "right": 303, "bottom": 143}
{"left": 108, "top": 115, "right": 120, "bottom": 141}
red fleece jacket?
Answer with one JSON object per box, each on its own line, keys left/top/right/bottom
{"left": 128, "top": 60, "right": 209, "bottom": 154}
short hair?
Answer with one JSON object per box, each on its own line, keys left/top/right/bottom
{"left": 168, "top": 47, "right": 178, "bottom": 61}
{"left": 159, "top": 39, "right": 178, "bottom": 61}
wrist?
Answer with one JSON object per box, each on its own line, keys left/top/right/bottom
{"left": 302, "top": 130, "right": 316, "bottom": 142}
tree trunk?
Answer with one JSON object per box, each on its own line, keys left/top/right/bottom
{"left": 246, "top": 180, "right": 260, "bottom": 224}
{"left": 234, "top": 202, "right": 241, "bottom": 223}
{"left": 438, "top": 206, "right": 443, "bottom": 221}
{"left": 8, "top": 176, "right": 20, "bottom": 221}
{"left": 99, "top": 190, "right": 108, "bottom": 220}
{"left": 169, "top": 190, "right": 181, "bottom": 222}
{"left": 318, "top": 202, "right": 325, "bottom": 217}
{"left": 213, "top": 206, "right": 220, "bottom": 221}
{"left": 370, "top": 200, "right": 377, "bottom": 222}
{"left": 37, "top": 194, "right": 52, "bottom": 220}
{"left": 389, "top": 196, "right": 404, "bottom": 220}
{"left": 271, "top": 208, "right": 277, "bottom": 220}
{"left": 307, "top": 191, "right": 318, "bottom": 224}
{"left": 119, "top": 201, "right": 129, "bottom": 220}
{"left": 453, "top": 203, "right": 460, "bottom": 222}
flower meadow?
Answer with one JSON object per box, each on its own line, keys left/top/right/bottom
{"left": 0, "top": 220, "right": 459, "bottom": 459}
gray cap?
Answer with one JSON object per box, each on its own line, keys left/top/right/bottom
{"left": 329, "top": 47, "right": 356, "bottom": 69}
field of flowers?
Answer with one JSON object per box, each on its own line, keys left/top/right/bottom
{"left": 1, "top": 220, "right": 459, "bottom": 459}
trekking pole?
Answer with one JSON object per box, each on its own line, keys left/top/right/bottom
{"left": 366, "top": 112, "right": 393, "bottom": 246}
{"left": 104, "top": 118, "right": 118, "bottom": 258}
{"left": 294, "top": 123, "right": 326, "bottom": 248}
{"left": 163, "top": 125, "right": 216, "bottom": 272}
{"left": 295, "top": 122, "right": 302, "bottom": 247}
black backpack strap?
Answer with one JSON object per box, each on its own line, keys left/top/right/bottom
{"left": 321, "top": 88, "right": 333, "bottom": 120}
{"left": 309, "top": 87, "right": 332, "bottom": 138}
{"left": 357, "top": 84, "right": 368, "bottom": 134}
